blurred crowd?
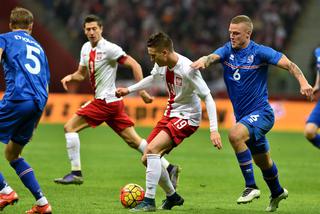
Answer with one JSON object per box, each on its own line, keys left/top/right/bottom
{"left": 40, "top": 0, "right": 305, "bottom": 93}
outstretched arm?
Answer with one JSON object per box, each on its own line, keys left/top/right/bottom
{"left": 277, "top": 55, "right": 313, "bottom": 100}
{"left": 191, "top": 53, "right": 221, "bottom": 69}
{"left": 61, "top": 65, "right": 87, "bottom": 91}
{"left": 116, "top": 75, "right": 154, "bottom": 98}
{"left": 121, "top": 55, "right": 154, "bottom": 103}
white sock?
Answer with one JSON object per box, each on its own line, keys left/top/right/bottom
{"left": 36, "top": 196, "right": 48, "bottom": 206}
{"left": 138, "top": 139, "right": 170, "bottom": 169}
{"left": 65, "top": 132, "right": 81, "bottom": 171}
{"left": 158, "top": 166, "right": 175, "bottom": 196}
{"left": 0, "top": 185, "right": 13, "bottom": 194}
{"left": 145, "top": 154, "right": 161, "bottom": 199}
{"left": 137, "top": 139, "right": 147, "bottom": 154}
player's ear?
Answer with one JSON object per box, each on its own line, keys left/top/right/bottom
{"left": 9, "top": 23, "right": 12, "bottom": 30}
{"left": 28, "top": 23, "right": 33, "bottom": 34}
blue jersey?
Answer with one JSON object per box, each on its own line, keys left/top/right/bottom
{"left": 0, "top": 30, "right": 50, "bottom": 110}
{"left": 315, "top": 47, "right": 320, "bottom": 71}
{"left": 214, "top": 41, "right": 282, "bottom": 121}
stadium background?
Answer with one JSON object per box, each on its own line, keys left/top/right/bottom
{"left": 0, "top": 0, "right": 320, "bottom": 213}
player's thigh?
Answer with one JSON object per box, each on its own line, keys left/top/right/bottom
{"left": 64, "top": 114, "right": 89, "bottom": 132}
{"left": 147, "top": 130, "right": 173, "bottom": 155}
{"left": 5, "top": 141, "right": 24, "bottom": 161}
{"left": 306, "top": 101, "right": 320, "bottom": 127}
{"left": 240, "top": 107, "right": 274, "bottom": 142}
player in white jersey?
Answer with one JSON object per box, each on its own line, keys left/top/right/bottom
{"left": 54, "top": 15, "right": 180, "bottom": 187}
{"left": 116, "top": 32, "right": 222, "bottom": 212}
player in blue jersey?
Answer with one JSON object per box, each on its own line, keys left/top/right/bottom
{"left": 0, "top": 7, "right": 52, "bottom": 214}
{"left": 304, "top": 47, "right": 320, "bottom": 149}
{"left": 192, "top": 15, "right": 313, "bottom": 212}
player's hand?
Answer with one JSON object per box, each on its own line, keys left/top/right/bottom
{"left": 61, "top": 74, "right": 72, "bottom": 91}
{"left": 191, "top": 56, "right": 208, "bottom": 70}
{"left": 210, "top": 131, "right": 222, "bottom": 150}
{"left": 139, "top": 90, "right": 154, "bottom": 104}
{"left": 115, "top": 88, "right": 129, "bottom": 98}
{"left": 300, "top": 82, "right": 314, "bottom": 101}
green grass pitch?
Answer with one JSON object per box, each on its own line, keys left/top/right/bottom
{"left": 0, "top": 124, "right": 319, "bottom": 213}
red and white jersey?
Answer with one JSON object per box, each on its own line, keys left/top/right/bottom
{"left": 80, "top": 38, "right": 125, "bottom": 102}
{"left": 150, "top": 53, "right": 211, "bottom": 126}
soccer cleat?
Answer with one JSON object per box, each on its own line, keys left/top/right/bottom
{"left": 266, "top": 188, "right": 288, "bottom": 212}
{"left": 159, "top": 195, "right": 184, "bottom": 210}
{"left": 168, "top": 165, "right": 181, "bottom": 190}
{"left": 26, "top": 203, "right": 52, "bottom": 214}
{"left": 0, "top": 191, "right": 19, "bottom": 211}
{"left": 54, "top": 173, "right": 83, "bottom": 185}
{"left": 237, "top": 187, "right": 260, "bottom": 204}
{"left": 130, "top": 201, "right": 156, "bottom": 212}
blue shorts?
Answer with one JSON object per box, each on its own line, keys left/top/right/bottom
{"left": 306, "top": 101, "right": 320, "bottom": 126}
{"left": 0, "top": 99, "right": 42, "bottom": 146}
{"left": 239, "top": 106, "right": 274, "bottom": 154}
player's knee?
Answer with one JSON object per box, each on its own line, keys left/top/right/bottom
{"left": 228, "top": 131, "right": 242, "bottom": 144}
{"left": 4, "top": 151, "right": 19, "bottom": 162}
{"left": 304, "top": 129, "right": 316, "bottom": 140}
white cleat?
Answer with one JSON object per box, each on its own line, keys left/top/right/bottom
{"left": 266, "top": 188, "right": 288, "bottom": 212}
{"left": 237, "top": 187, "right": 261, "bottom": 204}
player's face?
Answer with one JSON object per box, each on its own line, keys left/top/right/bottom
{"left": 229, "top": 23, "right": 250, "bottom": 49}
{"left": 84, "top": 22, "right": 102, "bottom": 46}
{"left": 147, "top": 47, "right": 168, "bottom": 66}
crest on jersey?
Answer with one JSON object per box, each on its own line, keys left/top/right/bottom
{"left": 175, "top": 76, "right": 182, "bottom": 86}
{"left": 247, "top": 54, "right": 254, "bottom": 63}
{"left": 229, "top": 54, "right": 234, "bottom": 61}
{"left": 96, "top": 52, "right": 103, "bottom": 60}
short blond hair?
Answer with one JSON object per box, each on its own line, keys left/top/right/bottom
{"left": 10, "top": 7, "right": 33, "bottom": 29}
{"left": 231, "top": 15, "right": 253, "bottom": 32}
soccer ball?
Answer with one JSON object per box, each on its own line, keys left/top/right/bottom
{"left": 120, "top": 183, "right": 145, "bottom": 208}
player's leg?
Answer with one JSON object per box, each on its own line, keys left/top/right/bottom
{"left": 0, "top": 172, "right": 18, "bottom": 211}
{"left": 54, "top": 114, "right": 89, "bottom": 185}
{"left": 118, "top": 125, "right": 181, "bottom": 189}
{"left": 304, "top": 123, "right": 320, "bottom": 148}
{"left": 252, "top": 151, "right": 288, "bottom": 212}
{"left": 131, "top": 130, "right": 173, "bottom": 212}
{"left": 304, "top": 102, "right": 320, "bottom": 149}
{"left": 228, "top": 123, "right": 260, "bottom": 204}
{"left": 6, "top": 141, "right": 52, "bottom": 213}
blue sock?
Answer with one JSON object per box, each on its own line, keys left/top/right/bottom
{"left": 236, "top": 150, "right": 257, "bottom": 188}
{"left": 0, "top": 173, "right": 8, "bottom": 190}
{"left": 309, "top": 134, "right": 320, "bottom": 148}
{"left": 10, "top": 158, "right": 43, "bottom": 200}
{"left": 262, "top": 162, "right": 283, "bottom": 197}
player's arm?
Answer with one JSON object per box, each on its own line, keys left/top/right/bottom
{"left": 191, "top": 53, "right": 221, "bottom": 69}
{"left": 61, "top": 65, "right": 87, "bottom": 91}
{"left": 0, "top": 48, "right": 3, "bottom": 61}
{"left": 313, "top": 69, "right": 320, "bottom": 94}
{"left": 121, "top": 55, "right": 154, "bottom": 103}
{"left": 116, "top": 75, "right": 154, "bottom": 98}
{"left": 190, "top": 69, "right": 222, "bottom": 149}
{"left": 277, "top": 55, "right": 313, "bottom": 100}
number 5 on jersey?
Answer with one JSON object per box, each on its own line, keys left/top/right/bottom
{"left": 25, "top": 44, "right": 41, "bottom": 74}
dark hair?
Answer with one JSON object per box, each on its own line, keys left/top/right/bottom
{"left": 10, "top": 7, "right": 33, "bottom": 29}
{"left": 147, "top": 32, "right": 173, "bottom": 52}
{"left": 83, "top": 14, "right": 102, "bottom": 28}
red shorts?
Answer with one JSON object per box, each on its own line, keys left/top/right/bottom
{"left": 76, "top": 99, "right": 134, "bottom": 133}
{"left": 147, "top": 116, "right": 198, "bottom": 146}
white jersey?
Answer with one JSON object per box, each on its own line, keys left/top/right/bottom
{"left": 79, "top": 38, "right": 125, "bottom": 102}
{"left": 151, "top": 53, "right": 211, "bottom": 126}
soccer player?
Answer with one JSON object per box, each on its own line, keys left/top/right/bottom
{"left": 116, "top": 32, "right": 222, "bottom": 212}
{"left": 191, "top": 15, "right": 313, "bottom": 212}
{"left": 54, "top": 15, "right": 180, "bottom": 188}
{"left": 304, "top": 46, "right": 320, "bottom": 149}
{"left": 0, "top": 7, "right": 52, "bottom": 214}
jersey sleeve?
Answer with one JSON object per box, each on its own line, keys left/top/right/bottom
{"left": 79, "top": 44, "right": 86, "bottom": 66}
{"left": 106, "top": 43, "right": 126, "bottom": 61}
{"left": 213, "top": 43, "right": 228, "bottom": 62}
{"left": 150, "top": 63, "right": 164, "bottom": 81}
{"left": 315, "top": 48, "right": 320, "bottom": 70}
{"left": 0, "top": 35, "right": 6, "bottom": 51}
{"left": 188, "top": 68, "right": 211, "bottom": 99}
{"left": 258, "top": 45, "right": 282, "bottom": 65}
